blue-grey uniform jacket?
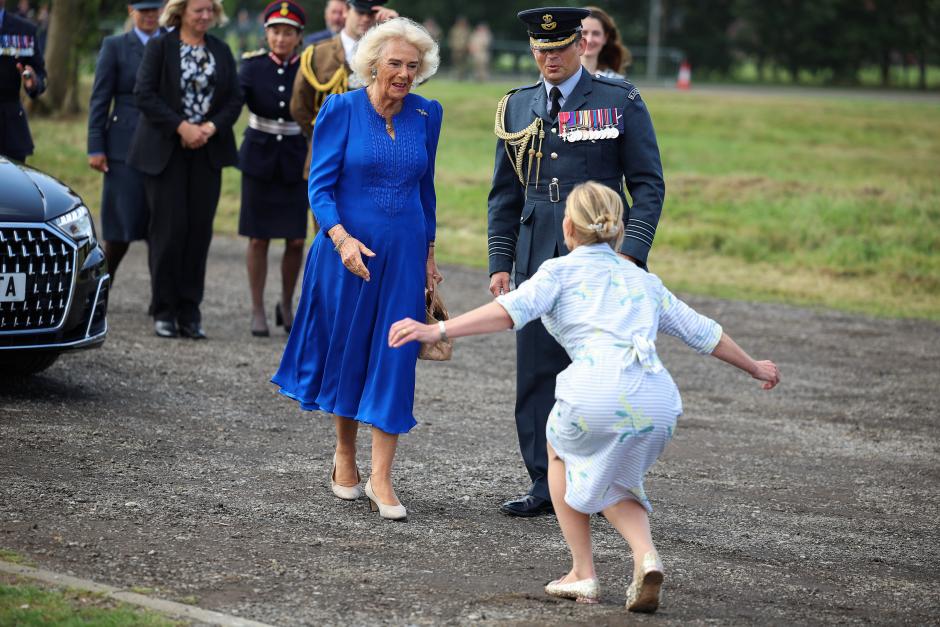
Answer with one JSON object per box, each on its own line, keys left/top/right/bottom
{"left": 487, "top": 71, "right": 665, "bottom": 280}
{"left": 87, "top": 30, "right": 161, "bottom": 161}
{"left": 0, "top": 11, "right": 46, "bottom": 161}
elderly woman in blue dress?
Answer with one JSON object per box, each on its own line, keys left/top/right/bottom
{"left": 273, "top": 17, "right": 442, "bottom": 522}
{"left": 390, "top": 182, "right": 780, "bottom": 612}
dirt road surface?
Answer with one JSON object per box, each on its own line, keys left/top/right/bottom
{"left": 2, "top": 236, "right": 938, "bottom": 625}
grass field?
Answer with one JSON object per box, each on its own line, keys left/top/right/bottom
{"left": 26, "top": 79, "right": 940, "bottom": 319}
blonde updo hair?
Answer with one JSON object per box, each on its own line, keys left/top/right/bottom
{"left": 565, "top": 181, "right": 625, "bottom": 249}
{"left": 351, "top": 17, "right": 440, "bottom": 87}
{"left": 160, "top": 0, "right": 229, "bottom": 29}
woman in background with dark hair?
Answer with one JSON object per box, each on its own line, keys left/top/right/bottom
{"left": 581, "top": 6, "right": 631, "bottom": 80}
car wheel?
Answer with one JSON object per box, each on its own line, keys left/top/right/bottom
{"left": 0, "top": 351, "right": 60, "bottom": 376}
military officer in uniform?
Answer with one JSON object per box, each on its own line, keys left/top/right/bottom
{"left": 488, "top": 7, "right": 666, "bottom": 517}
{"left": 289, "top": 0, "right": 396, "bottom": 179}
{"left": 87, "top": 1, "right": 164, "bottom": 279}
{"left": 303, "top": 0, "right": 346, "bottom": 47}
{"left": 0, "top": 0, "right": 46, "bottom": 162}
{"left": 238, "top": 1, "right": 309, "bottom": 337}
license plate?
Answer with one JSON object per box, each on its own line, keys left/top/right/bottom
{"left": 0, "top": 273, "right": 27, "bottom": 302}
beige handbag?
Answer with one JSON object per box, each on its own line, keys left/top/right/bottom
{"left": 418, "top": 286, "right": 453, "bottom": 361}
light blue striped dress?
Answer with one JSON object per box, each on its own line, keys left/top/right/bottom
{"left": 496, "top": 243, "right": 722, "bottom": 514}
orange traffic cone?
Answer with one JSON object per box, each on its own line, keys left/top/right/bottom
{"left": 676, "top": 60, "right": 691, "bottom": 90}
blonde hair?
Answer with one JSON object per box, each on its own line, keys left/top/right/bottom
{"left": 351, "top": 17, "right": 440, "bottom": 86}
{"left": 565, "top": 181, "right": 625, "bottom": 249}
{"left": 160, "top": 0, "right": 229, "bottom": 29}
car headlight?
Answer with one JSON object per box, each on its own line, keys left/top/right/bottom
{"left": 52, "top": 205, "right": 96, "bottom": 244}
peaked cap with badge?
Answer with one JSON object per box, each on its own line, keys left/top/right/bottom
{"left": 487, "top": 5, "right": 666, "bottom": 515}
{"left": 263, "top": 0, "right": 306, "bottom": 29}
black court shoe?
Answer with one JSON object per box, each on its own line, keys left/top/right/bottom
{"left": 178, "top": 322, "right": 207, "bottom": 340}
{"left": 275, "top": 302, "right": 292, "bottom": 334}
{"left": 500, "top": 494, "right": 554, "bottom": 517}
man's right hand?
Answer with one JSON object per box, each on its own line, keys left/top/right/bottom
{"left": 489, "top": 272, "right": 510, "bottom": 298}
{"left": 88, "top": 154, "right": 109, "bottom": 173}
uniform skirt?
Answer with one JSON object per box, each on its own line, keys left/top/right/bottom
{"left": 100, "top": 160, "right": 149, "bottom": 242}
{"left": 238, "top": 171, "right": 308, "bottom": 240}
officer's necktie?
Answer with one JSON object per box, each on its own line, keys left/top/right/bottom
{"left": 549, "top": 86, "right": 562, "bottom": 119}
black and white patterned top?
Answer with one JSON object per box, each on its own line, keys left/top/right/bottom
{"left": 180, "top": 43, "right": 216, "bottom": 123}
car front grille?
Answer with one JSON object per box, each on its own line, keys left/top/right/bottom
{"left": 0, "top": 225, "right": 75, "bottom": 331}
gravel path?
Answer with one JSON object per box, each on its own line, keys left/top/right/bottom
{"left": 2, "top": 235, "right": 938, "bottom": 625}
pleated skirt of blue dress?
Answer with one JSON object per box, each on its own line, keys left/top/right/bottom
{"left": 271, "top": 215, "right": 425, "bottom": 434}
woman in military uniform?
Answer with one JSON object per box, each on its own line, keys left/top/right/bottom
{"left": 238, "top": 1, "right": 308, "bottom": 337}
{"left": 87, "top": 1, "right": 164, "bottom": 278}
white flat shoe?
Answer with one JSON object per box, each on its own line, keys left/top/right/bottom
{"left": 545, "top": 576, "right": 600, "bottom": 604}
{"left": 364, "top": 479, "right": 407, "bottom": 521}
{"left": 626, "top": 551, "right": 664, "bottom": 613}
{"left": 330, "top": 453, "right": 362, "bottom": 500}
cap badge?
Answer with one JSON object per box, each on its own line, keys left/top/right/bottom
{"left": 280, "top": 2, "right": 289, "bottom": 16}
{"left": 541, "top": 14, "right": 556, "bottom": 31}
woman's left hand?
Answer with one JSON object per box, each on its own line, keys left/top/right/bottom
{"left": 388, "top": 317, "right": 437, "bottom": 348}
{"left": 426, "top": 256, "right": 443, "bottom": 290}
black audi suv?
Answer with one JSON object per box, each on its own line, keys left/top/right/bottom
{"left": 0, "top": 157, "right": 109, "bottom": 375}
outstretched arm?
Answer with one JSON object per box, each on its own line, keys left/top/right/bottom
{"left": 388, "top": 302, "right": 513, "bottom": 348}
{"left": 710, "top": 332, "right": 780, "bottom": 390}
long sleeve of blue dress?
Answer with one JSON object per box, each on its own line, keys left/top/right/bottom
{"left": 307, "top": 93, "right": 350, "bottom": 233}
{"left": 420, "top": 100, "right": 443, "bottom": 243}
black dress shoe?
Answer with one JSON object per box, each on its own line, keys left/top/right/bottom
{"left": 178, "top": 322, "right": 207, "bottom": 340}
{"left": 154, "top": 320, "right": 178, "bottom": 338}
{"left": 500, "top": 494, "right": 554, "bottom": 517}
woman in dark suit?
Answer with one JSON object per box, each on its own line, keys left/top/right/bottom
{"left": 87, "top": 1, "right": 163, "bottom": 278}
{"left": 128, "top": 0, "right": 243, "bottom": 339}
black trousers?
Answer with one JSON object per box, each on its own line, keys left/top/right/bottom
{"left": 144, "top": 145, "right": 221, "bottom": 324}
{"left": 515, "top": 316, "right": 571, "bottom": 501}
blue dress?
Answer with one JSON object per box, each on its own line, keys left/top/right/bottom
{"left": 272, "top": 89, "right": 443, "bottom": 434}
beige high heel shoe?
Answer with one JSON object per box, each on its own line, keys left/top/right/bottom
{"left": 330, "top": 453, "right": 362, "bottom": 500}
{"left": 364, "top": 479, "right": 407, "bottom": 521}
{"left": 625, "top": 551, "right": 664, "bottom": 613}
{"left": 544, "top": 576, "right": 600, "bottom": 604}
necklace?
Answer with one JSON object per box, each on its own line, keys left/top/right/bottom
{"left": 367, "top": 87, "right": 396, "bottom": 137}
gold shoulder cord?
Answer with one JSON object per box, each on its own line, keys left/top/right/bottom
{"left": 300, "top": 45, "right": 349, "bottom": 129}
{"left": 494, "top": 93, "right": 545, "bottom": 189}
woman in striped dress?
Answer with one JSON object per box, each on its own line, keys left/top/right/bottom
{"left": 388, "top": 181, "right": 780, "bottom": 614}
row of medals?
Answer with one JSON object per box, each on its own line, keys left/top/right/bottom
{"left": 558, "top": 109, "right": 621, "bottom": 142}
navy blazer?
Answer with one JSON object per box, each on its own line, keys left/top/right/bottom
{"left": 128, "top": 30, "right": 242, "bottom": 176}
{"left": 87, "top": 30, "right": 156, "bottom": 161}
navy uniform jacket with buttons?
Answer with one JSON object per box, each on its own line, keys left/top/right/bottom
{"left": 237, "top": 51, "right": 306, "bottom": 182}
{"left": 0, "top": 11, "right": 46, "bottom": 161}
{"left": 87, "top": 30, "right": 163, "bottom": 161}
{"left": 487, "top": 70, "right": 665, "bottom": 281}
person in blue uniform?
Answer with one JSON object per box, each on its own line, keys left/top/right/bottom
{"left": 87, "top": 1, "right": 164, "bottom": 279}
{"left": 273, "top": 17, "right": 442, "bottom": 522}
{"left": 303, "top": 0, "right": 345, "bottom": 47}
{"left": 488, "top": 7, "right": 666, "bottom": 517}
{"left": 0, "top": 0, "right": 46, "bottom": 163}
{"left": 238, "top": 1, "right": 308, "bottom": 337}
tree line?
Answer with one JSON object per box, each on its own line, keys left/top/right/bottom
{"left": 35, "top": 0, "right": 940, "bottom": 115}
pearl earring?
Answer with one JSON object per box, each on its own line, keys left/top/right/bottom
{"left": 371, "top": 68, "right": 377, "bottom": 79}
